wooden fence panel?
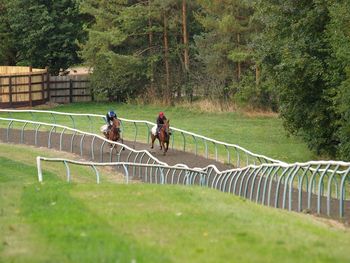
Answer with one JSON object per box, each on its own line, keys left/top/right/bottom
{"left": 0, "top": 66, "right": 91, "bottom": 108}
{"left": 0, "top": 67, "right": 48, "bottom": 108}
{"left": 49, "top": 75, "right": 91, "bottom": 104}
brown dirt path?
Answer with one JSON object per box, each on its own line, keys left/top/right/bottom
{"left": 1, "top": 127, "right": 349, "bottom": 224}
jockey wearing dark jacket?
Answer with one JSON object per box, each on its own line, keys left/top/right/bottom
{"left": 156, "top": 112, "right": 167, "bottom": 134}
{"left": 106, "top": 110, "right": 117, "bottom": 129}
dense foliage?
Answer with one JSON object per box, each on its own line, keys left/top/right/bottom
{"left": 255, "top": 0, "right": 350, "bottom": 159}
{"left": 1, "top": 0, "right": 83, "bottom": 74}
{"left": 327, "top": 1, "right": 350, "bottom": 159}
{"left": 0, "top": 0, "right": 349, "bottom": 159}
{"left": 80, "top": 1, "right": 268, "bottom": 103}
{"left": 0, "top": 0, "right": 15, "bottom": 65}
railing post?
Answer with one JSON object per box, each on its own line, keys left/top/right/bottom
{"left": 64, "top": 161, "right": 71, "bottom": 182}
{"left": 123, "top": 164, "right": 129, "bottom": 184}
{"left": 133, "top": 122, "right": 137, "bottom": 148}
{"left": 91, "top": 165, "right": 100, "bottom": 184}
{"left": 36, "top": 156, "right": 43, "bottom": 182}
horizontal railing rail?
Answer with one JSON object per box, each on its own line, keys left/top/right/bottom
{"left": 36, "top": 157, "right": 207, "bottom": 185}
{"left": 1, "top": 115, "right": 350, "bottom": 218}
{"left": 0, "top": 117, "right": 177, "bottom": 169}
{"left": 0, "top": 109, "right": 285, "bottom": 167}
{"left": 36, "top": 156, "right": 350, "bottom": 219}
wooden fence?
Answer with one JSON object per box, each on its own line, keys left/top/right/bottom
{"left": 0, "top": 67, "right": 49, "bottom": 108}
{"left": 0, "top": 66, "right": 92, "bottom": 108}
{"left": 49, "top": 75, "right": 92, "bottom": 104}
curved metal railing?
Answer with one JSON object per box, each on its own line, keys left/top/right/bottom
{"left": 0, "top": 117, "right": 177, "bottom": 169}
{"left": 36, "top": 157, "right": 207, "bottom": 185}
{"left": 1, "top": 116, "right": 350, "bottom": 218}
{"left": 0, "top": 109, "right": 285, "bottom": 167}
{"left": 36, "top": 156, "right": 350, "bottom": 218}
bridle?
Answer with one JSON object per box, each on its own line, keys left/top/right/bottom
{"left": 160, "top": 122, "right": 170, "bottom": 139}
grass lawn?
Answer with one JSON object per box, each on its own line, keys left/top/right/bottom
{"left": 0, "top": 102, "right": 318, "bottom": 163}
{"left": 1, "top": 143, "right": 350, "bottom": 263}
{"left": 56, "top": 102, "right": 318, "bottom": 163}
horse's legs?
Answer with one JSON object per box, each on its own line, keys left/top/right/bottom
{"left": 160, "top": 141, "right": 165, "bottom": 155}
{"left": 105, "top": 132, "right": 113, "bottom": 148}
{"left": 120, "top": 138, "right": 125, "bottom": 151}
{"left": 163, "top": 141, "right": 169, "bottom": 155}
{"left": 151, "top": 135, "right": 155, "bottom": 149}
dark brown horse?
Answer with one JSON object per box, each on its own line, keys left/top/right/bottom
{"left": 104, "top": 118, "right": 122, "bottom": 145}
{"left": 151, "top": 119, "right": 171, "bottom": 155}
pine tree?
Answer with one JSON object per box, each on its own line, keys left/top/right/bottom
{"left": 81, "top": 0, "right": 150, "bottom": 101}
{"left": 193, "top": 0, "right": 255, "bottom": 100}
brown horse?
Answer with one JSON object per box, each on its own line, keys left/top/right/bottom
{"left": 104, "top": 118, "right": 122, "bottom": 145}
{"left": 151, "top": 119, "right": 171, "bottom": 155}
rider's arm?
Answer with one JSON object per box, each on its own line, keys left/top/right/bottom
{"left": 106, "top": 114, "right": 111, "bottom": 125}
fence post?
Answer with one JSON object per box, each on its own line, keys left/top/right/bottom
{"left": 29, "top": 66, "right": 32, "bottom": 107}
{"left": 89, "top": 79, "right": 94, "bottom": 101}
{"left": 41, "top": 72, "right": 45, "bottom": 102}
{"left": 69, "top": 79, "right": 73, "bottom": 103}
{"left": 46, "top": 67, "right": 50, "bottom": 102}
{"left": 36, "top": 156, "right": 43, "bottom": 182}
{"left": 9, "top": 76, "right": 12, "bottom": 107}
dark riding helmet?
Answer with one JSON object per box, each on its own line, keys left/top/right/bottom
{"left": 108, "top": 110, "right": 116, "bottom": 118}
{"left": 159, "top": 112, "right": 164, "bottom": 118}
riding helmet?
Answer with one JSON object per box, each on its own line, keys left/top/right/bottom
{"left": 159, "top": 112, "right": 164, "bottom": 117}
{"left": 109, "top": 111, "right": 116, "bottom": 117}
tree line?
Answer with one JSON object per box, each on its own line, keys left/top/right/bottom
{"left": 0, "top": 0, "right": 349, "bottom": 160}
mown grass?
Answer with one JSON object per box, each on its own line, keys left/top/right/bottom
{"left": 1, "top": 143, "right": 350, "bottom": 263}
{"left": 0, "top": 102, "right": 318, "bottom": 163}
{"left": 53, "top": 102, "right": 318, "bottom": 163}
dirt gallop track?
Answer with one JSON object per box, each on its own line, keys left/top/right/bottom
{"left": 1, "top": 127, "right": 350, "bottom": 223}
{"left": 0, "top": 128, "right": 231, "bottom": 170}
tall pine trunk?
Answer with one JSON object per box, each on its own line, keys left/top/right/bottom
{"left": 237, "top": 33, "right": 241, "bottom": 82}
{"left": 182, "top": 0, "right": 189, "bottom": 73}
{"left": 163, "top": 12, "right": 171, "bottom": 103}
{"left": 255, "top": 63, "right": 260, "bottom": 85}
{"left": 148, "top": 0, "right": 154, "bottom": 90}
{"left": 182, "top": 0, "right": 190, "bottom": 100}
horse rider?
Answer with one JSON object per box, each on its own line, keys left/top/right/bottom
{"left": 156, "top": 112, "right": 167, "bottom": 135}
{"left": 106, "top": 110, "right": 117, "bottom": 132}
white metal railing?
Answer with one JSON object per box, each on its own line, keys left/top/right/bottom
{"left": 0, "top": 117, "right": 174, "bottom": 168}
{"left": 1, "top": 115, "right": 350, "bottom": 218}
{"left": 36, "top": 157, "right": 207, "bottom": 185}
{"left": 36, "top": 156, "right": 350, "bottom": 218}
{"left": 0, "top": 109, "right": 285, "bottom": 167}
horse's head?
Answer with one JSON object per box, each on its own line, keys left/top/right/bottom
{"left": 160, "top": 119, "right": 171, "bottom": 139}
{"left": 109, "top": 118, "right": 121, "bottom": 142}
{"left": 112, "top": 118, "right": 120, "bottom": 128}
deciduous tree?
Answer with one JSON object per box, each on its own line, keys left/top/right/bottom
{"left": 7, "top": 0, "right": 83, "bottom": 74}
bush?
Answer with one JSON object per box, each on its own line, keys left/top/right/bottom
{"left": 90, "top": 54, "right": 147, "bottom": 102}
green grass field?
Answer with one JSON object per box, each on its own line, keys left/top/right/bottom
{"left": 1, "top": 143, "right": 350, "bottom": 263}
{"left": 0, "top": 102, "right": 318, "bottom": 163}
{"left": 54, "top": 102, "right": 319, "bottom": 163}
